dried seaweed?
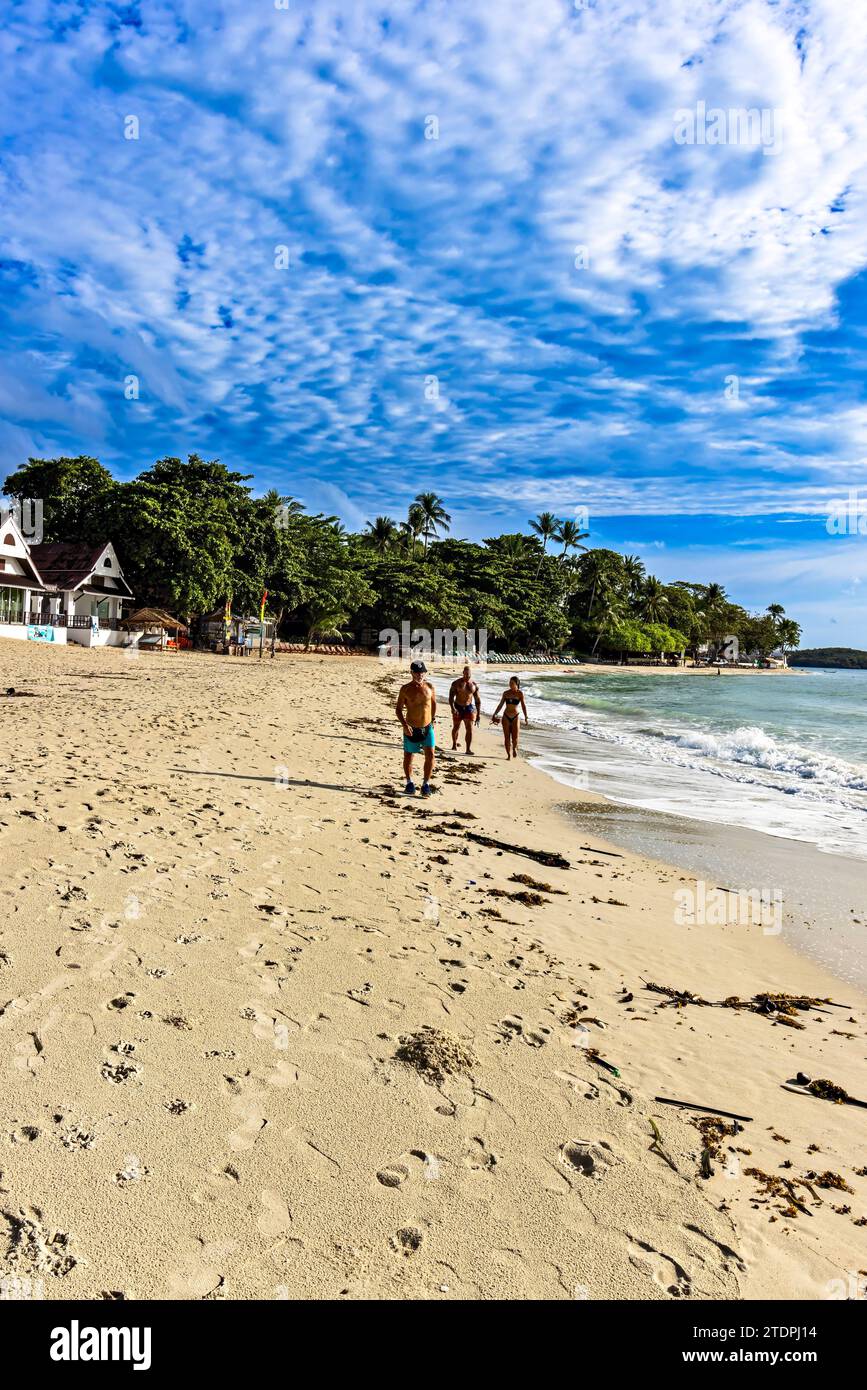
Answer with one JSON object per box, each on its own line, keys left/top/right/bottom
{"left": 643, "top": 980, "right": 710, "bottom": 1008}
{"left": 804, "top": 1170, "right": 854, "bottom": 1194}
{"left": 509, "top": 873, "right": 567, "bottom": 895}
{"left": 464, "top": 831, "right": 570, "bottom": 869}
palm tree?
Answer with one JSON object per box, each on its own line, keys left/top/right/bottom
{"left": 554, "top": 518, "right": 590, "bottom": 557}
{"left": 414, "top": 492, "right": 451, "bottom": 557}
{"left": 495, "top": 534, "right": 535, "bottom": 561}
{"left": 590, "top": 592, "right": 627, "bottom": 655}
{"left": 529, "top": 512, "right": 559, "bottom": 550}
{"left": 700, "top": 582, "right": 728, "bottom": 642}
{"left": 581, "top": 550, "right": 617, "bottom": 618}
{"left": 621, "top": 554, "right": 646, "bottom": 598}
{"left": 776, "top": 618, "right": 801, "bottom": 664}
{"left": 305, "top": 601, "right": 350, "bottom": 649}
{"left": 641, "top": 575, "right": 669, "bottom": 622}
{"left": 529, "top": 511, "right": 560, "bottom": 578}
{"left": 364, "top": 516, "right": 398, "bottom": 555}
{"left": 767, "top": 603, "right": 785, "bottom": 627}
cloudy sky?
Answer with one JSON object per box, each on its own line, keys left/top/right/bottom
{"left": 1, "top": 0, "right": 866, "bottom": 644}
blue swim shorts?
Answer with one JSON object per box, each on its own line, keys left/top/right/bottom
{"left": 403, "top": 723, "right": 436, "bottom": 754}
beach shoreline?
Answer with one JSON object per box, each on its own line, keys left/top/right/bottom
{"left": 1, "top": 643, "right": 864, "bottom": 1301}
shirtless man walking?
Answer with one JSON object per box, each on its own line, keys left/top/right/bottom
{"left": 448, "top": 665, "right": 481, "bottom": 753}
{"left": 395, "top": 659, "right": 437, "bottom": 797}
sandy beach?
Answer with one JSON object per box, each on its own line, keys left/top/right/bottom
{"left": 1, "top": 644, "right": 864, "bottom": 1302}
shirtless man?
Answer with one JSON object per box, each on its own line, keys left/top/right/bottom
{"left": 395, "top": 659, "right": 437, "bottom": 797}
{"left": 448, "top": 665, "right": 481, "bottom": 753}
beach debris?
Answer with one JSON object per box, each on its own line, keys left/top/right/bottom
{"left": 509, "top": 873, "right": 567, "bottom": 895}
{"left": 643, "top": 981, "right": 839, "bottom": 1026}
{"left": 743, "top": 1167, "right": 819, "bottom": 1218}
{"left": 734, "top": 992, "right": 835, "bottom": 1019}
{"left": 648, "top": 1119, "right": 678, "bottom": 1173}
{"left": 464, "top": 831, "right": 570, "bottom": 869}
{"left": 643, "top": 980, "right": 710, "bottom": 1008}
{"left": 395, "top": 1027, "right": 476, "bottom": 1085}
{"left": 692, "top": 1114, "right": 740, "bottom": 1162}
{"left": 487, "top": 887, "right": 549, "bottom": 907}
{"left": 784, "top": 1075, "right": 867, "bottom": 1108}
{"left": 586, "top": 1048, "right": 620, "bottom": 1078}
{"left": 579, "top": 845, "right": 623, "bottom": 857}
{"left": 655, "top": 1097, "right": 753, "bottom": 1122}
{"left": 804, "top": 1171, "right": 854, "bottom": 1193}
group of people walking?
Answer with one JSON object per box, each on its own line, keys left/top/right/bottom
{"left": 394, "top": 660, "right": 529, "bottom": 797}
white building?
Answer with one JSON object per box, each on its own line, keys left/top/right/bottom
{"left": 0, "top": 513, "right": 134, "bottom": 646}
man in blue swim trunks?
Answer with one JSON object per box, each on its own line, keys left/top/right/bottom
{"left": 395, "top": 659, "right": 437, "bottom": 797}
{"left": 449, "top": 665, "right": 481, "bottom": 753}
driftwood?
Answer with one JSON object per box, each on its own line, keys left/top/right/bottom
{"left": 579, "top": 845, "right": 623, "bottom": 857}
{"left": 654, "top": 1096, "right": 753, "bottom": 1122}
{"left": 464, "top": 831, "right": 570, "bottom": 869}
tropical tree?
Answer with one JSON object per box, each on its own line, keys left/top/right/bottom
{"left": 529, "top": 511, "right": 560, "bottom": 575}
{"left": 776, "top": 618, "right": 801, "bottom": 663}
{"left": 363, "top": 516, "right": 398, "bottom": 555}
{"left": 305, "top": 601, "right": 351, "bottom": 649}
{"left": 640, "top": 575, "right": 669, "bottom": 622}
{"left": 3, "top": 454, "right": 117, "bottom": 543}
{"left": 414, "top": 492, "right": 451, "bottom": 557}
{"left": 621, "top": 554, "right": 646, "bottom": 598}
{"left": 554, "top": 517, "right": 589, "bottom": 557}
{"left": 590, "top": 591, "right": 627, "bottom": 655}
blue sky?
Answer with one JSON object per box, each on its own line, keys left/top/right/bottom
{"left": 1, "top": 0, "right": 866, "bottom": 645}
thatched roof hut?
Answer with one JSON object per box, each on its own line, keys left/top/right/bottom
{"left": 120, "top": 607, "right": 189, "bottom": 634}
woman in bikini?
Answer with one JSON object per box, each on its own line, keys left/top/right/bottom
{"left": 491, "top": 676, "right": 529, "bottom": 759}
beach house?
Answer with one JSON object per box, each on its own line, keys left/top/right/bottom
{"left": 0, "top": 512, "right": 134, "bottom": 645}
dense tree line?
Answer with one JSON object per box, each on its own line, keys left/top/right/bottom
{"left": 789, "top": 648, "right": 867, "bottom": 669}
{"left": 3, "top": 455, "right": 800, "bottom": 658}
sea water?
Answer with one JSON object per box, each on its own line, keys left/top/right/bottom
{"left": 478, "top": 667, "right": 867, "bottom": 862}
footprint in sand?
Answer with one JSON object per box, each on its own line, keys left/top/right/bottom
{"left": 489, "top": 1015, "right": 550, "bottom": 1047}
{"left": 390, "top": 1225, "right": 424, "bottom": 1256}
{"left": 257, "top": 1189, "right": 293, "bottom": 1238}
{"left": 627, "top": 1234, "right": 692, "bottom": 1297}
{"left": 228, "top": 1096, "right": 267, "bottom": 1152}
{"left": 167, "top": 1239, "right": 238, "bottom": 1299}
{"left": 462, "top": 1136, "right": 498, "bottom": 1173}
{"left": 559, "top": 1139, "right": 618, "bottom": 1180}
{"left": 376, "top": 1149, "right": 440, "bottom": 1189}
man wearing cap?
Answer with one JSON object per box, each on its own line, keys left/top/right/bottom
{"left": 395, "top": 660, "right": 437, "bottom": 797}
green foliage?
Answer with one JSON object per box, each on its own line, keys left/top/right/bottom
{"left": 2, "top": 458, "right": 796, "bottom": 653}
{"left": 790, "top": 647, "right": 867, "bottom": 669}
{"left": 3, "top": 455, "right": 116, "bottom": 542}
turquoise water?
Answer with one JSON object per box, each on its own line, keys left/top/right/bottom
{"left": 480, "top": 668, "right": 867, "bottom": 861}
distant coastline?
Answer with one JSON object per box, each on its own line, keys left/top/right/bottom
{"left": 790, "top": 647, "right": 867, "bottom": 669}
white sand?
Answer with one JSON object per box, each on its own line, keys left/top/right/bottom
{"left": 0, "top": 644, "right": 863, "bottom": 1300}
